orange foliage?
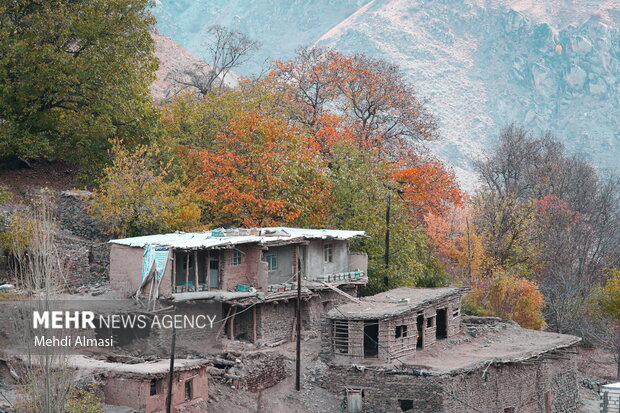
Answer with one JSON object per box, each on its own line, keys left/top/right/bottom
{"left": 193, "top": 111, "right": 331, "bottom": 228}
{"left": 393, "top": 157, "right": 464, "bottom": 219}
{"left": 483, "top": 273, "right": 546, "bottom": 330}
{"left": 425, "top": 207, "right": 487, "bottom": 287}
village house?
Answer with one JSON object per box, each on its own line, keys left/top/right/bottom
{"left": 108, "top": 227, "right": 368, "bottom": 344}
{"left": 320, "top": 287, "right": 582, "bottom": 413}
{"left": 69, "top": 356, "right": 210, "bottom": 413}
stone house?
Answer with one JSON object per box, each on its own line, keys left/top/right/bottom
{"left": 320, "top": 287, "right": 582, "bottom": 413}
{"left": 70, "top": 356, "right": 209, "bottom": 413}
{"left": 324, "top": 287, "right": 466, "bottom": 362}
{"left": 108, "top": 227, "right": 368, "bottom": 344}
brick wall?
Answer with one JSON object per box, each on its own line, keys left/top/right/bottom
{"left": 221, "top": 245, "right": 265, "bottom": 291}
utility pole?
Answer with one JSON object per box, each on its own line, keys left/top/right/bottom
{"left": 384, "top": 193, "right": 391, "bottom": 288}
{"left": 295, "top": 246, "right": 302, "bottom": 391}
{"left": 466, "top": 216, "right": 472, "bottom": 281}
{"left": 166, "top": 318, "right": 177, "bottom": 413}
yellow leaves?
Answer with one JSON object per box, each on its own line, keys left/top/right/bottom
{"left": 594, "top": 268, "right": 620, "bottom": 323}
{"left": 89, "top": 142, "right": 201, "bottom": 237}
{"left": 469, "top": 271, "right": 546, "bottom": 330}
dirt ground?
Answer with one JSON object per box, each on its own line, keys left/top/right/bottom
{"left": 0, "top": 159, "right": 78, "bottom": 202}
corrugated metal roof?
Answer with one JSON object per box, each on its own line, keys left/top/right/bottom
{"left": 109, "top": 227, "right": 365, "bottom": 249}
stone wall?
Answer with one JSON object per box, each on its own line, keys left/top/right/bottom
{"left": 56, "top": 190, "right": 110, "bottom": 288}
{"left": 320, "top": 352, "right": 580, "bottom": 413}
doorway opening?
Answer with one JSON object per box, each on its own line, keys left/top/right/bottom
{"left": 416, "top": 314, "right": 424, "bottom": 349}
{"left": 363, "top": 320, "right": 379, "bottom": 358}
{"left": 436, "top": 308, "right": 447, "bottom": 340}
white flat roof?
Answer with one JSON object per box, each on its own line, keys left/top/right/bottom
{"left": 109, "top": 227, "right": 365, "bottom": 249}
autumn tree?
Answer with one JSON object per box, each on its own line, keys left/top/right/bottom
{"left": 594, "top": 269, "right": 620, "bottom": 379}
{"left": 192, "top": 111, "right": 331, "bottom": 228}
{"left": 89, "top": 143, "right": 201, "bottom": 237}
{"left": 271, "top": 47, "right": 438, "bottom": 152}
{"left": 477, "top": 271, "right": 546, "bottom": 330}
{"left": 329, "top": 142, "right": 450, "bottom": 293}
{"left": 425, "top": 207, "right": 488, "bottom": 288}
{"left": 474, "top": 125, "right": 620, "bottom": 338}
{"left": 0, "top": 0, "right": 158, "bottom": 178}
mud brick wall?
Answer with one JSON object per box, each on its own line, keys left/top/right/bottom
{"left": 321, "top": 366, "right": 446, "bottom": 413}
{"left": 321, "top": 353, "right": 579, "bottom": 413}
{"left": 442, "top": 355, "right": 579, "bottom": 413}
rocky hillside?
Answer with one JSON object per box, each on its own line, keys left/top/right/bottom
{"left": 151, "top": 30, "right": 209, "bottom": 101}
{"left": 153, "top": 0, "right": 620, "bottom": 189}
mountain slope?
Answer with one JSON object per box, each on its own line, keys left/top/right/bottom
{"left": 153, "top": 0, "right": 620, "bottom": 189}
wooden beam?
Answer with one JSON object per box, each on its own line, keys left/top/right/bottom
{"left": 216, "top": 306, "right": 233, "bottom": 340}
{"left": 207, "top": 250, "right": 211, "bottom": 290}
{"left": 252, "top": 305, "right": 257, "bottom": 343}
{"left": 194, "top": 250, "right": 199, "bottom": 292}
{"left": 228, "top": 306, "right": 237, "bottom": 340}
{"left": 319, "top": 281, "right": 362, "bottom": 303}
{"left": 185, "top": 252, "right": 189, "bottom": 292}
{"left": 172, "top": 250, "right": 176, "bottom": 291}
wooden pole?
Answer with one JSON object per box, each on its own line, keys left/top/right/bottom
{"left": 295, "top": 245, "right": 301, "bottom": 391}
{"left": 384, "top": 193, "right": 391, "bottom": 288}
{"left": 229, "top": 306, "right": 236, "bottom": 340}
{"left": 194, "top": 250, "right": 199, "bottom": 292}
{"left": 252, "top": 305, "right": 257, "bottom": 343}
{"left": 166, "top": 315, "right": 177, "bottom": 413}
{"left": 207, "top": 250, "right": 211, "bottom": 290}
{"left": 185, "top": 253, "right": 189, "bottom": 291}
{"left": 172, "top": 250, "right": 176, "bottom": 292}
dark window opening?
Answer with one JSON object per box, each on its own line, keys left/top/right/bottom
{"left": 426, "top": 317, "right": 434, "bottom": 328}
{"left": 504, "top": 408, "right": 515, "bottom": 413}
{"left": 395, "top": 325, "right": 408, "bottom": 338}
{"left": 436, "top": 308, "right": 448, "bottom": 340}
{"left": 416, "top": 314, "right": 424, "bottom": 349}
{"left": 363, "top": 320, "right": 379, "bottom": 358}
{"left": 185, "top": 379, "right": 193, "bottom": 400}
{"left": 399, "top": 399, "right": 414, "bottom": 411}
{"left": 150, "top": 379, "right": 158, "bottom": 396}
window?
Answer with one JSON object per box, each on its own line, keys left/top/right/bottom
{"left": 265, "top": 252, "right": 277, "bottom": 271}
{"left": 395, "top": 325, "right": 408, "bottom": 338}
{"left": 426, "top": 317, "right": 434, "bottom": 328}
{"left": 324, "top": 243, "right": 333, "bottom": 263}
{"left": 184, "top": 379, "right": 193, "bottom": 400}
{"left": 150, "top": 379, "right": 158, "bottom": 396}
{"left": 333, "top": 320, "right": 349, "bottom": 354}
{"left": 399, "top": 400, "right": 414, "bottom": 412}
{"left": 232, "top": 249, "right": 242, "bottom": 266}
{"left": 503, "top": 408, "right": 515, "bottom": 413}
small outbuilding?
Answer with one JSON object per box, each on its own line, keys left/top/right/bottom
{"left": 70, "top": 356, "right": 209, "bottom": 413}
{"left": 323, "top": 287, "right": 467, "bottom": 362}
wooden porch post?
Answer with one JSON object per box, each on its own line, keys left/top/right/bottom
{"left": 185, "top": 252, "right": 189, "bottom": 291}
{"left": 194, "top": 250, "right": 199, "bottom": 291}
{"left": 252, "top": 305, "right": 257, "bottom": 343}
